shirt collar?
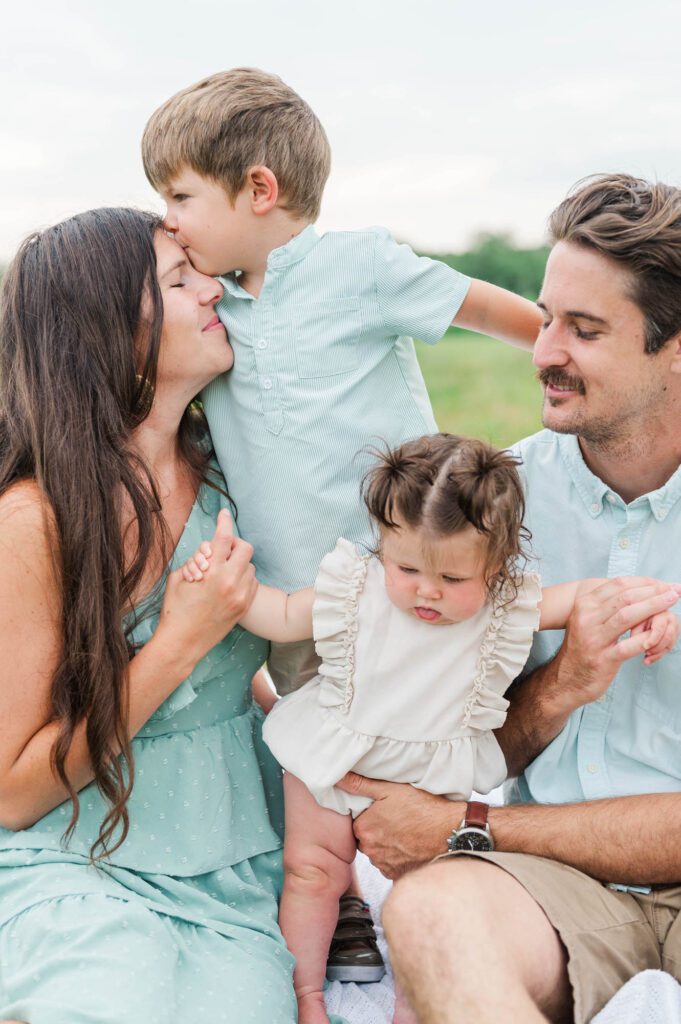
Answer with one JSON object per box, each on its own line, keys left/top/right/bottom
{"left": 218, "top": 224, "right": 319, "bottom": 299}
{"left": 557, "top": 432, "right": 681, "bottom": 521}
{"left": 267, "top": 223, "right": 319, "bottom": 269}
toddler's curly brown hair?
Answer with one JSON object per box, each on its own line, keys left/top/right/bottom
{"left": 363, "top": 433, "right": 530, "bottom": 602}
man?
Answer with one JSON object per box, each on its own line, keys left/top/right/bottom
{"left": 337, "top": 174, "right": 681, "bottom": 1023}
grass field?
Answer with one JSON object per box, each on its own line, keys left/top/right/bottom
{"left": 416, "top": 328, "right": 543, "bottom": 448}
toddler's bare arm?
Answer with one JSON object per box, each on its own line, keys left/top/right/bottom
{"left": 181, "top": 541, "right": 314, "bottom": 642}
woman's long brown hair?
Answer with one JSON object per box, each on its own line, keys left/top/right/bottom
{"left": 0, "top": 208, "right": 215, "bottom": 859}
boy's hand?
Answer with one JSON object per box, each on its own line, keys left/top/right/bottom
{"left": 631, "top": 610, "right": 681, "bottom": 665}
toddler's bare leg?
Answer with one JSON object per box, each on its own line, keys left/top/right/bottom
{"left": 280, "top": 773, "right": 356, "bottom": 1024}
{"left": 343, "top": 860, "right": 362, "bottom": 896}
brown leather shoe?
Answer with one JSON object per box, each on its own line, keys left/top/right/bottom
{"left": 326, "top": 894, "right": 386, "bottom": 983}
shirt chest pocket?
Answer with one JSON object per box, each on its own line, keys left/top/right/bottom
{"left": 291, "top": 298, "right": 361, "bottom": 379}
{"left": 635, "top": 646, "right": 681, "bottom": 729}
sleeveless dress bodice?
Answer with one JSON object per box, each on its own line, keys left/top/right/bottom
{"left": 0, "top": 475, "right": 300, "bottom": 1024}
{"left": 0, "top": 480, "right": 282, "bottom": 873}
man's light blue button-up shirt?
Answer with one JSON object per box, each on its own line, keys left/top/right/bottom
{"left": 203, "top": 225, "right": 469, "bottom": 589}
{"left": 508, "top": 430, "right": 681, "bottom": 805}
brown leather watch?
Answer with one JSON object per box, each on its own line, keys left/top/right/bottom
{"left": 446, "top": 801, "right": 495, "bottom": 853}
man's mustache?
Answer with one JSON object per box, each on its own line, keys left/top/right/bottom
{"left": 536, "top": 368, "right": 586, "bottom": 395}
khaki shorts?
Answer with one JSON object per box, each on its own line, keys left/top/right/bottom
{"left": 444, "top": 851, "right": 681, "bottom": 1024}
{"left": 267, "top": 638, "right": 321, "bottom": 696}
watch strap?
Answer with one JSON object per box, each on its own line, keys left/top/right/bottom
{"left": 463, "top": 801, "right": 490, "bottom": 830}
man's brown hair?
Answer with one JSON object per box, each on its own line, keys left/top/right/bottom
{"left": 549, "top": 173, "right": 681, "bottom": 354}
{"left": 142, "top": 67, "right": 331, "bottom": 221}
{"left": 363, "top": 434, "right": 530, "bottom": 602}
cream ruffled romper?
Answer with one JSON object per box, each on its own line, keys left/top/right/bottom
{"left": 263, "top": 539, "right": 542, "bottom": 816}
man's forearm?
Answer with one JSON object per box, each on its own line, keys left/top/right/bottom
{"left": 491, "top": 793, "right": 681, "bottom": 884}
{"left": 494, "top": 655, "right": 575, "bottom": 777}
{"left": 345, "top": 772, "right": 681, "bottom": 883}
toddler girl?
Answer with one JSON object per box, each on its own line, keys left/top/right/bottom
{"left": 181, "top": 433, "right": 679, "bottom": 1024}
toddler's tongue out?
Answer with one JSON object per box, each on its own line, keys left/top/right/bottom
{"left": 414, "top": 607, "right": 441, "bottom": 622}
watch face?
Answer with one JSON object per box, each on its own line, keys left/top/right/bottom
{"left": 452, "top": 827, "right": 492, "bottom": 852}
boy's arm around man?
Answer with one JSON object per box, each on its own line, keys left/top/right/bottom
{"left": 454, "top": 276, "right": 543, "bottom": 351}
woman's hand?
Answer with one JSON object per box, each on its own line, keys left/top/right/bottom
{"left": 154, "top": 509, "right": 257, "bottom": 675}
{"left": 179, "top": 522, "right": 315, "bottom": 646}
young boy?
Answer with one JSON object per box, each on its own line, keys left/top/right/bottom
{"left": 141, "top": 66, "right": 542, "bottom": 991}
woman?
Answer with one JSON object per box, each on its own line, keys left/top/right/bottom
{"left": 0, "top": 209, "right": 297, "bottom": 1023}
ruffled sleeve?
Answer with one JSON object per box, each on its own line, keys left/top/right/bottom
{"left": 312, "top": 538, "right": 370, "bottom": 713}
{"left": 462, "top": 572, "right": 542, "bottom": 730}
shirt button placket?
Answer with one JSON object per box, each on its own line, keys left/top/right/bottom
{"left": 577, "top": 708, "right": 610, "bottom": 798}
{"left": 607, "top": 503, "right": 641, "bottom": 579}
{"left": 253, "top": 284, "right": 282, "bottom": 434}
{"left": 579, "top": 499, "right": 647, "bottom": 797}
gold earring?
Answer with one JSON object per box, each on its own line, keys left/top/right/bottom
{"left": 134, "top": 374, "right": 155, "bottom": 410}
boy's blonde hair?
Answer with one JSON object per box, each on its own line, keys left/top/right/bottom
{"left": 142, "top": 68, "right": 331, "bottom": 221}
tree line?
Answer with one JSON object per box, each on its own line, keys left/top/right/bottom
{"left": 423, "top": 233, "right": 549, "bottom": 300}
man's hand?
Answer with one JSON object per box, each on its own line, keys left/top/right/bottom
{"left": 555, "top": 577, "right": 681, "bottom": 707}
{"left": 336, "top": 772, "right": 462, "bottom": 879}
{"left": 498, "top": 577, "right": 681, "bottom": 777}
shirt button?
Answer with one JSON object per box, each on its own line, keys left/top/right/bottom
{"left": 619, "top": 536, "right": 630, "bottom": 549}
{"left": 658, "top": 508, "right": 669, "bottom": 520}
{"left": 607, "top": 493, "right": 617, "bottom": 504}
{"left": 257, "top": 339, "right": 267, "bottom": 350}
{"left": 590, "top": 503, "right": 600, "bottom": 514}
{"left": 586, "top": 763, "right": 599, "bottom": 774}
{"left": 262, "top": 378, "right": 273, "bottom": 390}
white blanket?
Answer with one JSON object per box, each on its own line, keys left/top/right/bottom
{"left": 591, "top": 972, "right": 681, "bottom": 1024}
{"left": 326, "top": 855, "right": 681, "bottom": 1024}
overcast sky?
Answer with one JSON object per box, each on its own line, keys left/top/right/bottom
{"left": 2, "top": 0, "right": 681, "bottom": 261}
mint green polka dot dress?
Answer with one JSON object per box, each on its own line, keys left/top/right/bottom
{"left": 0, "top": 481, "right": 298, "bottom": 1024}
